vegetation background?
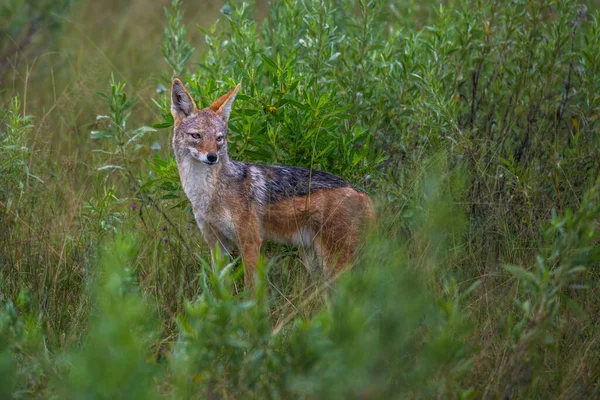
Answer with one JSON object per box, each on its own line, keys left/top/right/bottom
{"left": 1, "top": 0, "right": 600, "bottom": 398}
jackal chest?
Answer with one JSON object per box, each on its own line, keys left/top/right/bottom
{"left": 178, "top": 159, "right": 237, "bottom": 241}
{"left": 185, "top": 182, "right": 236, "bottom": 240}
{"left": 193, "top": 204, "right": 236, "bottom": 241}
{"left": 179, "top": 159, "right": 214, "bottom": 212}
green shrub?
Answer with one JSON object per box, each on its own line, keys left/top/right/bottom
{"left": 59, "top": 234, "right": 160, "bottom": 400}
{"left": 170, "top": 252, "right": 278, "bottom": 398}
{"left": 0, "top": 96, "right": 41, "bottom": 211}
{"left": 0, "top": 291, "right": 46, "bottom": 398}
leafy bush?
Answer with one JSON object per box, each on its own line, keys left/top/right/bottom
{"left": 0, "top": 291, "right": 45, "bottom": 398}
{"left": 59, "top": 234, "right": 160, "bottom": 400}
{"left": 170, "top": 253, "right": 277, "bottom": 398}
{"left": 501, "top": 177, "right": 600, "bottom": 398}
{"left": 0, "top": 96, "right": 41, "bottom": 211}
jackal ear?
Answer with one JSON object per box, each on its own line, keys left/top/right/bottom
{"left": 171, "top": 79, "right": 196, "bottom": 125}
{"left": 209, "top": 83, "right": 241, "bottom": 123}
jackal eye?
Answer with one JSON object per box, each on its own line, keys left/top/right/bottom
{"left": 190, "top": 133, "right": 201, "bottom": 139}
{"left": 216, "top": 135, "right": 224, "bottom": 143}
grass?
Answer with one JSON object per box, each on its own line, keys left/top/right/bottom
{"left": 1, "top": 0, "right": 600, "bottom": 398}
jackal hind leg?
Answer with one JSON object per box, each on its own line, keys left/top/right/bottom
{"left": 314, "top": 211, "right": 360, "bottom": 277}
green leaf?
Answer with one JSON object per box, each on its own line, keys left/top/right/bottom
{"left": 161, "top": 193, "right": 181, "bottom": 200}
{"left": 504, "top": 265, "right": 540, "bottom": 287}
{"left": 261, "top": 54, "right": 278, "bottom": 72}
{"left": 153, "top": 122, "right": 173, "bottom": 129}
{"left": 97, "top": 165, "right": 125, "bottom": 171}
{"left": 560, "top": 294, "right": 587, "bottom": 318}
{"left": 90, "top": 130, "right": 115, "bottom": 140}
{"left": 126, "top": 126, "right": 156, "bottom": 146}
{"left": 279, "top": 98, "right": 310, "bottom": 110}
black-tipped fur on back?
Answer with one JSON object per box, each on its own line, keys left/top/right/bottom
{"left": 261, "top": 164, "right": 358, "bottom": 202}
{"left": 226, "top": 161, "right": 358, "bottom": 205}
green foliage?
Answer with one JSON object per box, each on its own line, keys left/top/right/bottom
{"left": 1, "top": 0, "right": 600, "bottom": 399}
{"left": 80, "top": 186, "right": 126, "bottom": 234}
{"left": 143, "top": 154, "right": 185, "bottom": 205}
{"left": 502, "top": 178, "right": 600, "bottom": 398}
{"left": 171, "top": 252, "right": 278, "bottom": 398}
{"left": 0, "top": 96, "right": 41, "bottom": 210}
{"left": 0, "top": 291, "right": 45, "bottom": 398}
{"left": 60, "top": 234, "right": 160, "bottom": 400}
{"left": 163, "top": 0, "right": 195, "bottom": 79}
{"left": 91, "top": 74, "right": 156, "bottom": 171}
{"left": 283, "top": 237, "right": 471, "bottom": 399}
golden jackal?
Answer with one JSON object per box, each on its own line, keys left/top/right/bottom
{"left": 170, "top": 79, "right": 374, "bottom": 286}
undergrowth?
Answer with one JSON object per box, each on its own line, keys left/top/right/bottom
{"left": 1, "top": 0, "right": 599, "bottom": 398}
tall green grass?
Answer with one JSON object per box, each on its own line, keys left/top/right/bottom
{"left": 1, "top": 0, "right": 600, "bottom": 398}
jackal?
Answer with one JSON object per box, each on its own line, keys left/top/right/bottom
{"left": 170, "top": 79, "right": 374, "bottom": 286}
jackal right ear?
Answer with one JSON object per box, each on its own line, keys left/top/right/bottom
{"left": 171, "top": 79, "right": 196, "bottom": 125}
{"left": 209, "top": 83, "right": 241, "bottom": 123}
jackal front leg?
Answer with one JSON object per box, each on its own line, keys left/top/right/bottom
{"left": 233, "top": 210, "right": 262, "bottom": 288}
{"left": 197, "top": 218, "right": 231, "bottom": 264}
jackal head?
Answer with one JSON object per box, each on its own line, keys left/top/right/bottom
{"left": 170, "top": 79, "right": 240, "bottom": 166}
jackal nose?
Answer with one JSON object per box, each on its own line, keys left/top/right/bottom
{"left": 206, "top": 153, "right": 218, "bottom": 163}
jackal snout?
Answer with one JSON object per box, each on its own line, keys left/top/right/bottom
{"left": 192, "top": 136, "right": 220, "bottom": 165}
{"left": 189, "top": 147, "right": 219, "bottom": 165}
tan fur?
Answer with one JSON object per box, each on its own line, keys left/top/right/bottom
{"left": 209, "top": 84, "right": 241, "bottom": 118}
{"left": 262, "top": 188, "right": 374, "bottom": 272}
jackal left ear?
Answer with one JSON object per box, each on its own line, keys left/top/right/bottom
{"left": 171, "top": 79, "right": 196, "bottom": 125}
{"left": 209, "top": 83, "right": 241, "bottom": 122}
